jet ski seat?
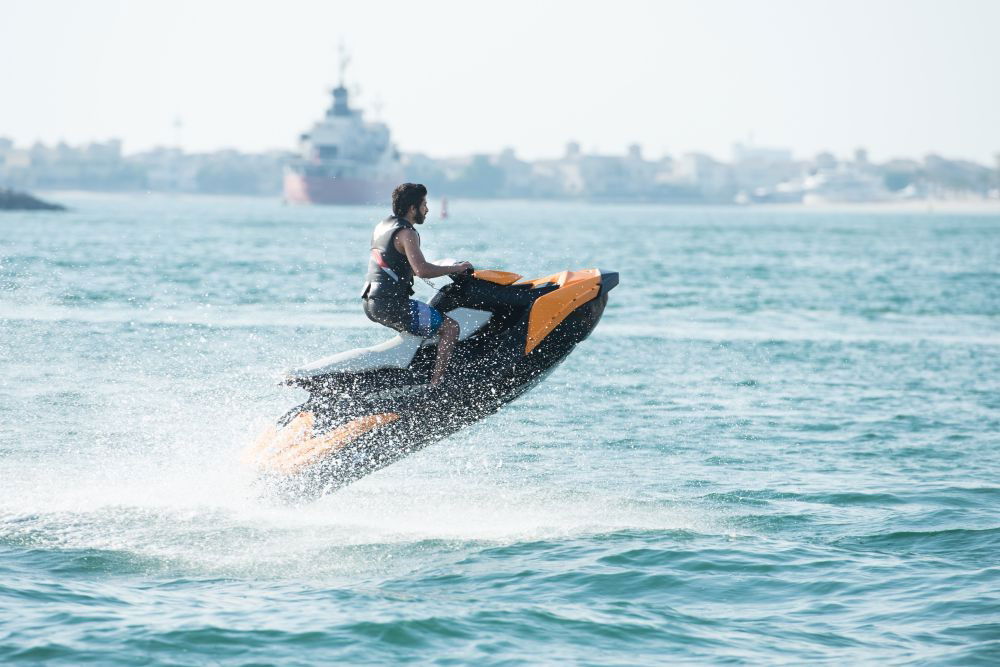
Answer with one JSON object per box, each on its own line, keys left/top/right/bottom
{"left": 286, "top": 334, "right": 425, "bottom": 380}
{"left": 285, "top": 308, "right": 494, "bottom": 381}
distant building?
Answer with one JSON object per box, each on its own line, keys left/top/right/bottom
{"left": 732, "top": 143, "right": 792, "bottom": 164}
{"left": 494, "top": 148, "right": 536, "bottom": 197}
{"left": 814, "top": 151, "right": 838, "bottom": 171}
{"left": 730, "top": 142, "right": 800, "bottom": 198}
{"left": 677, "top": 152, "right": 734, "bottom": 202}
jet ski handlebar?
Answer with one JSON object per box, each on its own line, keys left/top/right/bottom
{"left": 449, "top": 266, "right": 476, "bottom": 281}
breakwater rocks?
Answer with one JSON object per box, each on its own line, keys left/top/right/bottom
{"left": 0, "top": 188, "right": 65, "bottom": 211}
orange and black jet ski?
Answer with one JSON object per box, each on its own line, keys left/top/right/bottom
{"left": 243, "top": 267, "right": 618, "bottom": 501}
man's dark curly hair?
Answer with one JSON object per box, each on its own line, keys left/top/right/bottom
{"left": 391, "top": 183, "right": 427, "bottom": 218}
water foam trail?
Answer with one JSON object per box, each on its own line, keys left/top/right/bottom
{"left": 0, "top": 392, "right": 714, "bottom": 581}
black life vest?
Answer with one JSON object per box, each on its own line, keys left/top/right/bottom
{"left": 361, "top": 216, "right": 416, "bottom": 300}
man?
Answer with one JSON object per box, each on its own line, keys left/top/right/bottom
{"left": 361, "top": 183, "right": 473, "bottom": 386}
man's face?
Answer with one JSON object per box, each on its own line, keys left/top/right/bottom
{"left": 411, "top": 197, "right": 429, "bottom": 224}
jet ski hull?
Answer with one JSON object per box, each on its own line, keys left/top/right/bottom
{"left": 244, "top": 268, "right": 617, "bottom": 501}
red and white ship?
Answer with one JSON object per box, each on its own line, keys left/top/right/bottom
{"left": 284, "top": 59, "right": 401, "bottom": 205}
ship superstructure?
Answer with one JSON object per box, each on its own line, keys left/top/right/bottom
{"left": 284, "top": 55, "right": 401, "bottom": 205}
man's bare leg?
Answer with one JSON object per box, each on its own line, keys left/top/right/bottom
{"left": 430, "top": 317, "right": 459, "bottom": 386}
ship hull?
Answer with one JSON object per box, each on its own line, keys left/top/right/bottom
{"left": 283, "top": 169, "right": 398, "bottom": 206}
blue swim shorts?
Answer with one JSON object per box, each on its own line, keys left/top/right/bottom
{"left": 363, "top": 297, "right": 444, "bottom": 338}
{"left": 407, "top": 299, "right": 444, "bottom": 338}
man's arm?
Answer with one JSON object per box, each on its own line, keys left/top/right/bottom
{"left": 396, "top": 229, "right": 472, "bottom": 278}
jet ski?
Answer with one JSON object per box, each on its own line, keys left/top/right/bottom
{"left": 242, "top": 267, "right": 619, "bottom": 501}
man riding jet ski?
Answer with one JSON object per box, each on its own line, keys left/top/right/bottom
{"left": 243, "top": 265, "right": 618, "bottom": 501}
{"left": 361, "top": 183, "right": 472, "bottom": 387}
{"left": 242, "top": 183, "right": 618, "bottom": 501}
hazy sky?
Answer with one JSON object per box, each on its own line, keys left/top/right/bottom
{"left": 2, "top": 0, "right": 998, "bottom": 163}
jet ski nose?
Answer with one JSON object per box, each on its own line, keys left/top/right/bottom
{"left": 599, "top": 270, "right": 619, "bottom": 296}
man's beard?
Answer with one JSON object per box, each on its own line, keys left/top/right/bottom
{"left": 413, "top": 210, "right": 426, "bottom": 224}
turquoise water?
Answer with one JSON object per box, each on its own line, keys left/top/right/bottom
{"left": 1, "top": 193, "right": 998, "bottom": 664}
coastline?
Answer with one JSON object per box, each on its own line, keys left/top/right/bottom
{"left": 27, "top": 189, "right": 1000, "bottom": 215}
{"left": 0, "top": 188, "right": 65, "bottom": 211}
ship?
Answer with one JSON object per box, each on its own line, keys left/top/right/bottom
{"left": 283, "top": 55, "right": 402, "bottom": 205}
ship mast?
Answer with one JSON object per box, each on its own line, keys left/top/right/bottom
{"left": 328, "top": 43, "right": 352, "bottom": 118}
{"left": 337, "top": 42, "right": 351, "bottom": 89}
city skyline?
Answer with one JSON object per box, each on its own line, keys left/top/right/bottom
{"left": 2, "top": 0, "right": 999, "bottom": 164}
{"left": 5, "top": 133, "right": 995, "bottom": 206}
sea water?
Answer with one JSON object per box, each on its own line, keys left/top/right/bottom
{"left": 1, "top": 193, "right": 998, "bottom": 664}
